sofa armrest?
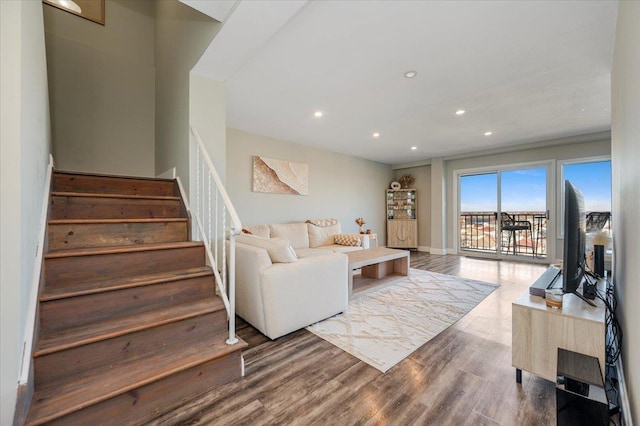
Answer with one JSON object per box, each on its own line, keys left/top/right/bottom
{"left": 233, "top": 242, "right": 273, "bottom": 334}
{"left": 260, "top": 253, "right": 348, "bottom": 339}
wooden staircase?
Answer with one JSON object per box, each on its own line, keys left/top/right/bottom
{"left": 25, "top": 171, "right": 246, "bottom": 425}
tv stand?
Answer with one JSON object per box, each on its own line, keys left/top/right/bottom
{"left": 512, "top": 278, "right": 606, "bottom": 383}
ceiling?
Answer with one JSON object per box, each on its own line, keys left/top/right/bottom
{"left": 186, "top": 0, "right": 618, "bottom": 165}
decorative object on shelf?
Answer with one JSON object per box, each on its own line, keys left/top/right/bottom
{"left": 252, "top": 156, "right": 309, "bottom": 195}
{"left": 355, "top": 217, "right": 366, "bottom": 234}
{"left": 366, "top": 229, "right": 371, "bottom": 234}
{"left": 390, "top": 181, "right": 401, "bottom": 190}
{"left": 398, "top": 174, "right": 415, "bottom": 189}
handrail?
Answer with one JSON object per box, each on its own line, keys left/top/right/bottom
{"left": 189, "top": 125, "right": 241, "bottom": 345}
{"left": 190, "top": 127, "right": 242, "bottom": 234}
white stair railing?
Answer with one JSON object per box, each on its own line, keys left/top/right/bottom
{"left": 188, "top": 126, "right": 242, "bottom": 345}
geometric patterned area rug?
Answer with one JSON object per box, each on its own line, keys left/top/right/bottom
{"left": 306, "top": 268, "right": 498, "bottom": 373}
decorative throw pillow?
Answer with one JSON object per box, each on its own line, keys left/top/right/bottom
{"left": 334, "top": 233, "right": 362, "bottom": 247}
{"left": 308, "top": 222, "right": 342, "bottom": 247}
{"left": 235, "top": 234, "right": 298, "bottom": 263}
{"left": 306, "top": 218, "right": 339, "bottom": 227}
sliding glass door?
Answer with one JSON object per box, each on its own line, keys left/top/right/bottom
{"left": 459, "top": 165, "right": 549, "bottom": 260}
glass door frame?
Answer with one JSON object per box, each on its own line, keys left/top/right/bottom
{"left": 453, "top": 159, "right": 555, "bottom": 262}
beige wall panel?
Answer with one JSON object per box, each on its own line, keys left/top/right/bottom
{"left": 226, "top": 128, "right": 393, "bottom": 240}
{"left": 1, "top": 1, "right": 52, "bottom": 424}
{"left": 154, "top": 0, "right": 221, "bottom": 192}
{"left": 44, "top": 0, "right": 155, "bottom": 176}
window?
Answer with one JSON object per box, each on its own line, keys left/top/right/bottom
{"left": 559, "top": 158, "right": 612, "bottom": 236}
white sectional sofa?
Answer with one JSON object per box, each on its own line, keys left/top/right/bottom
{"left": 233, "top": 221, "right": 366, "bottom": 339}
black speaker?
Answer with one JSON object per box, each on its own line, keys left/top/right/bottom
{"left": 594, "top": 245, "right": 605, "bottom": 277}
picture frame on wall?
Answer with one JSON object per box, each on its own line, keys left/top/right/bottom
{"left": 43, "top": 0, "right": 105, "bottom": 25}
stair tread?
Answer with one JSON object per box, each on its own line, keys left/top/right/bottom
{"left": 45, "top": 241, "right": 202, "bottom": 259}
{"left": 52, "top": 191, "right": 181, "bottom": 201}
{"left": 54, "top": 170, "right": 176, "bottom": 183}
{"left": 49, "top": 218, "right": 187, "bottom": 224}
{"left": 27, "top": 334, "right": 247, "bottom": 425}
{"left": 35, "top": 299, "right": 225, "bottom": 357}
{"left": 41, "top": 266, "right": 213, "bottom": 301}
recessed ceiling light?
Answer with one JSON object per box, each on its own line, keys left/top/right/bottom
{"left": 373, "top": 132, "right": 380, "bottom": 138}
{"left": 484, "top": 131, "right": 493, "bottom": 136}
{"left": 404, "top": 71, "right": 417, "bottom": 78}
{"left": 314, "top": 111, "right": 323, "bottom": 118}
{"left": 411, "top": 146, "right": 417, "bottom": 150}
{"left": 455, "top": 110, "right": 466, "bottom": 115}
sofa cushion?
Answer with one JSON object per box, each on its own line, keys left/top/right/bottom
{"left": 307, "top": 222, "right": 342, "bottom": 248}
{"left": 334, "top": 233, "right": 362, "bottom": 247}
{"left": 236, "top": 234, "right": 298, "bottom": 263}
{"left": 323, "top": 244, "right": 363, "bottom": 253}
{"left": 270, "top": 223, "right": 309, "bottom": 249}
{"left": 295, "top": 247, "right": 334, "bottom": 258}
{"left": 243, "top": 224, "right": 271, "bottom": 238}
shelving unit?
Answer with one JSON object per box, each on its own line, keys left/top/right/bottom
{"left": 386, "top": 189, "right": 417, "bottom": 249}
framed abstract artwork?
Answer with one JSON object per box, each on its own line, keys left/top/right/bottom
{"left": 43, "top": 0, "right": 105, "bottom": 25}
{"left": 252, "top": 156, "right": 308, "bottom": 195}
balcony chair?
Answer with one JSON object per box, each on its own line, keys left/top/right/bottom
{"left": 586, "top": 212, "right": 611, "bottom": 233}
{"left": 500, "top": 212, "right": 533, "bottom": 255}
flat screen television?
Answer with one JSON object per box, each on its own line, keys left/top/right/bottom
{"left": 563, "top": 180, "right": 586, "bottom": 294}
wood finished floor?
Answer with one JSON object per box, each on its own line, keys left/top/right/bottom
{"left": 150, "top": 253, "right": 556, "bottom": 426}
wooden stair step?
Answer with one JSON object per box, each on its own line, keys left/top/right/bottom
{"left": 48, "top": 218, "right": 189, "bottom": 250}
{"left": 44, "top": 242, "right": 206, "bottom": 287}
{"left": 51, "top": 191, "right": 181, "bottom": 200}
{"left": 53, "top": 171, "right": 177, "bottom": 197}
{"left": 41, "top": 266, "right": 212, "bottom": 301}
{"left": 40, "top": 274, "right": 216, "bottom": 332}
{"left": 35, "top": 299, "right": 225, "bottom": 357}
{"left": 26, "top": 335, "right": 247, "bottom": 426}
{"left": 45, "top": 241, "right": 202, "bottom": 258}
{"left": 34, "top": 310, "right": 228, "bottom": 388}
{"left": 48, "top": 218, "right": 187, "bottom": 224}
{"left": 50, "top": 192, "right": 182, "bottom": 220}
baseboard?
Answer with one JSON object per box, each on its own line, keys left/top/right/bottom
{"left": 429, "top": 248, "right": 447, "bottom": 255}
{"left": 616, "top": 357, "right": 633, "bottom": 426}
{"left": 12, "top": 380, "right": 33, "bottom": 426}
{"left": 417, "top": 246, "right": 430, "bottom": 252}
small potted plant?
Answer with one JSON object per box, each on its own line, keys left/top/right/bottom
{"left": 398, "top": 174, "right": 415, "bottom": 189}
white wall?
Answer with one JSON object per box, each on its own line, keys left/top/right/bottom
{"left": 226, "top": 128, "right": 393, "bottom": 239}
{"left": 0, "top": 1, "right": 51, "bottom": 423}
{"left": 154, "top": 0, "right": 221, "bottom": 191}
{"left": 611, "top": 1, "right": 640, "bottom": 422}
{"left": 189, "top": 73, "right": 226, "bottom": 181}
{"left": 44, "top": 0, "right": 156, "bottom": 176}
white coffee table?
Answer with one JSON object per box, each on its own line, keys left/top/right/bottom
{"left": 346, "top": 247, "right": 410, "bottom": 299}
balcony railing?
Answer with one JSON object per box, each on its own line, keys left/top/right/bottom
{"left": 460, "top": 211, "right": 612, "bottom": 258}
{"left": 460, "top": 211, "right": 548, "bottom": 258}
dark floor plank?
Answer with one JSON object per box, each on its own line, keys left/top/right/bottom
{"left": 151, "top": 252, "right": 553, "bottom": 425}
